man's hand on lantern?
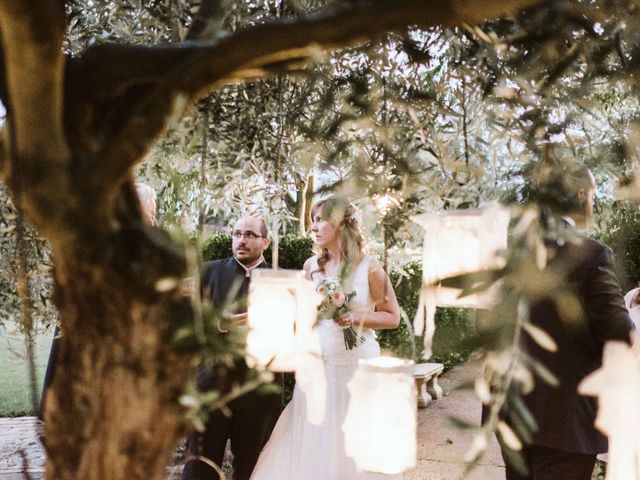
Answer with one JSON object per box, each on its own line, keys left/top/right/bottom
{"left": 219, "top": 312, "right": 249, "bottom": 332}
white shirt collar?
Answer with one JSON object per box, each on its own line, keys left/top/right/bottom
{"left": 234, "top": 255, "right": 265, "bottom": 277}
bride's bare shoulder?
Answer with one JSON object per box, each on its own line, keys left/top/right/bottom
{"left": 366, "top": 255, "right": 383, "bottom": 273}
{"left": 303, "top": 257, "right": 312, "bottom": 271}
{"left": 303, "top": 256, "right": 316, "bottom": 279}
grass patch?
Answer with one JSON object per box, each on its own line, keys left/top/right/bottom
{"left": 0, "top": 323, "right": 52, "bottom": 417}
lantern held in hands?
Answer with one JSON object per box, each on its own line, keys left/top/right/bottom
{"left": 245, "top": 269, "right": 320, "bottom": 372}
{"left": 246, "top": 269, "right": 326, "bottom": 424}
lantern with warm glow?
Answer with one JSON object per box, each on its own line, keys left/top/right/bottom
{"left": 579, "top": 333, "right": 640, "bottom": 480}
{"left": 412, "top": 204, "right": 510, "bottom": 356}
{"left": 245, "top": 269, "right": 320, "bottom": 371}
{"left": 342, "top": 357, "right": 417, "bottom": 474}
{"left": 246, "top": 269, "right": 326, "bottom": 424}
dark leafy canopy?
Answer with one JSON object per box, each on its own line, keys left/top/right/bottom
{"left": 138, "top": 1, "right": 640, "bottom": 257}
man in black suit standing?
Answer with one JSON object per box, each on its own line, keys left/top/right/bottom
{"left": 182, "top": 216, "right": 282, "bottom": 480}
{"left": 501, "top": 165, "right": 634, "bottom": 479}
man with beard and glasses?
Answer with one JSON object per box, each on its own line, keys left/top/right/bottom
{"left": 182, "top": 216, "right": 283, "bottom": 480}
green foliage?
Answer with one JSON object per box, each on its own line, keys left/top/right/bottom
{"left": 594, "top": 460, "right": 607, "bottom": 480}
{"left": 377, "top": 261, "right": 422, "bottom": 360}
{"left": 430, "top": 307, "right": 475, "bottom": 370}
{"left": 595, "top": 204, "right": 640, "bottom": 292}
{"left": 0, "top": 186, "right": 57, "bottom": 330}
{"left": 377, "top": 315, "right": 416, "bottom": 360}
{"left": 264, "top": 234, "right": 315, "bottom": 269}
{"left": 382, "top": 260, "right": 474, "bottom": 369}
{"left": 202, "top": 233, "right": 233, "bottom": 262}
{"left": 203, "top": 237, "right": 474, "bottom": 369}
{"left": 389, "top": 261, "right": 423, "bottom": 317}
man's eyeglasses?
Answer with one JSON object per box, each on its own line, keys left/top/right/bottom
{"left": 231, "top": 230, "right": 263, "bottom": 240}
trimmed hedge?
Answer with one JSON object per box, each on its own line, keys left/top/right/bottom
{"left": 596, "top": 206, "right": 640, "bottom": 292}
{"left": 383, "top": 261, "right": 474, "bottom": 369}
{"left": 202, "top": 234, "right": 473, "bottom": 368}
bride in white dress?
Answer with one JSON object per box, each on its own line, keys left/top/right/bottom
{"left": 250, "top": 196, "right": 402, "bottom": 480}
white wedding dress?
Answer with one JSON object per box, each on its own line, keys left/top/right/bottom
{"left": 249, "top": 255, "right": 402, "bottom": 480}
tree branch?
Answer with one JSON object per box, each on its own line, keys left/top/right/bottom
{"left": 88, "top": 0, "right": 547, "bottom": 187}
{"left": 0, "top": 0, "right": 69, "bottom": 230}
{"left": 174, "top": 0, "right": 547, "bottom": 94}
{"left": 0, "top": 0, "right": 68, "bottom": 163}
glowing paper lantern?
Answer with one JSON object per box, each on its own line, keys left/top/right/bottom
{"left": 342, "top": 357, "right": 417, "bottom": 474}
{"left": 412, "top": 204, "right": 510, "bottom": 357}
{"left": 579, "top": 333, "right": 640, "bottom": 480}
{"left": 246, "top": 269, "right": 320, "bottom": 371}
{"left": 246, "top": 269, "right": 326, "bottom": 424}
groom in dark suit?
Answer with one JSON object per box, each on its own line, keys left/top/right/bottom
{"left": 182, "top": 216, "right": 283, "bottom": 480}
{"left": 502, "top": 165, "right": 634, "bottom": 479}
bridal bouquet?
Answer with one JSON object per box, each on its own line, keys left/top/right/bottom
{"left": 316, "top": 277, "right": 365, "bottom": 350}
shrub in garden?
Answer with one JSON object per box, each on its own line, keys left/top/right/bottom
{"left": 595, "top": 205, "right": 640, "bottom": 292}
{"left": 201, "top": 233, "right": 233, "bottom": 262}
{"left": 382, "top": 261, "right": 474, "bottom": 370}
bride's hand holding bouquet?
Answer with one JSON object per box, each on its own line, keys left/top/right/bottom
{"left": 316, "top": 277, "right": 365, "bottom": 350}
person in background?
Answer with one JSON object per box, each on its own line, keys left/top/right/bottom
{"left": 135, "top": 182, "right": 158, "bottom": 226}
{"left": 501, "top": 165, "right": 634, "bottom": 479}
{"left": 182, "top": 216, "right": 283, "bottom": 480}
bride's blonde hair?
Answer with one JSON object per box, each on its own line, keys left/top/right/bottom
{"left": 311, "top": 196, "right": 364, "bottom": 278}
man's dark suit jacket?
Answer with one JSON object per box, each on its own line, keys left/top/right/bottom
{"left": 520, "top": 234, "right": 633, "bottom": 455}
{"left": 198, "top": 256, "right": 283, "bottom": 410}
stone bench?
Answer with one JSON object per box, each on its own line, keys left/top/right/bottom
{"left": 413, "top": 362, "right": 444, "bottom": 408}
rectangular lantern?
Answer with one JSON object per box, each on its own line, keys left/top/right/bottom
{"left": 412, "top": 204, "right": 510, "bottom": 356}
{"left": 246, "top": 269, "right": 326, "bottom": 425}
{"left": 578, "top": 335, "right": 640, "bottom": 480}
{"left": 246, "top": 269, "right": 320, "bottom": 372}
{"left": 342, "top": 357, "right": 417, "bottom": 474}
